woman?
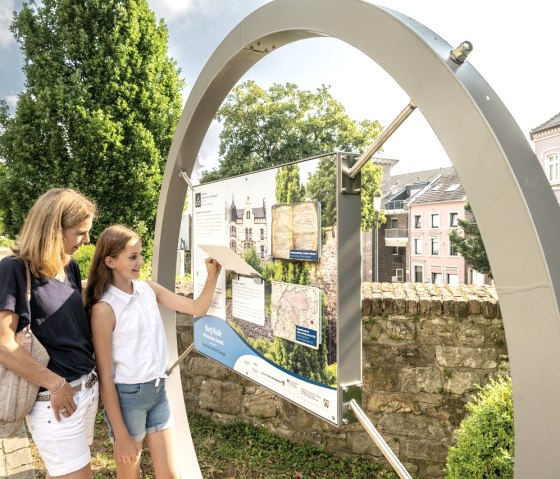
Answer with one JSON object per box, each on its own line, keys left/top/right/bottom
{"left": 0, "top": 188, "right": 99, "bottom": 479}
{"left": 85, "top": 224, "right": 220, "bottom": 478}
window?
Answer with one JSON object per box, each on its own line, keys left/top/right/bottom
{"left": 431, "top": 237, "right": 439, "bottom": 255}
{"left": 391, "top": 218, "right": 398, "bottom": 229}
{"left": 414, "top": 215, "right": 422, "bottom": 228}
{"left": 447, "top": 273, "right": 459, "bottom": 286}
{"left": 449, "top": 212, "right": 459, "bottom": 227}
{"left": 546, "top": 153, "right": 559, "bottom": 183}
{"left": 246, "top": 211, "right": 251, "bottom": 219}
{"left": 449, "top": 241, "right": 458, "bottom": 256}
{"left": 230, "top": 226, "right": 236, "bottom": 237}
{"left": 392, "top": 247, "right": 401, "bottom": 256}
{"left": 431, "top": 272, "right": 443, "bottom": 284}
{"left": 230, "top": 241, "right": 236, "bottom": 252}
{"left": 414, "top": 265, "right": 423, "bottom": 283}
{"left": 394, "top": 269, "right": 404, "bottom": 282}
{"left": 260, "top": 228, "right": 265, "bottom": 240}
{"left": 414, "top": 238, "right": 422, "bottom": 255}
{"left": 431, "top": 213, "right": 440, "bottom": 228}
{"left": 260, "top": 245, "right": 265, "bottom": 258}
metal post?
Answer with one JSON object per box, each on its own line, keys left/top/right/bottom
{"left": 349, "top": 399, "right": 413, "bottom": 479}
{"left": 347, "top": 100, "right": 416, "bottom": 179}
{"left": 166, "top": 343, "right": 194, "bottom": 376}
{"left": 375, "top": 211, "right": 379, "bottom": 283}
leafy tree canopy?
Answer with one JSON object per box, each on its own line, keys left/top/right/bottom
{"left": 201, "top": 80, "right": 384, "bottom": 182}
{"left": 0, "top": 0, "right": 184, "bottom": 260}
{"left": 449, "top": 203, "right": 492, "bottom": 278}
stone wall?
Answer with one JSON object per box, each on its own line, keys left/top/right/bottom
{"left": 175, "top": 282, "right": 507, "bottom": 479}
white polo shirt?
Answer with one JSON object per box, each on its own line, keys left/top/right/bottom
{"left": 100, "top": 281, "right": 169, "bottom": 384}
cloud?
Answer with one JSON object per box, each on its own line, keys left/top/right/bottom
{"left": 0, "top": 0, "right": 16, "bottom": 49}
{"left": 149, "top": 0, "right": 246, "bottom": 25}
{"left": 6, "top": 94, "right": 18, "bottom": 111}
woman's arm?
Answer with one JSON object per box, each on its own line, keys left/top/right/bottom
{"left": 0, "top": 309, "right": 77, "bottom": 421}
{"left": 91, "top": 302, "right": 138, "bottom": 463}
{"left": 149, "top": 257, "right": 221, "bottom": 317}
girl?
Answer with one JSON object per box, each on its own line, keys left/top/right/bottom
{"left": 85, "top": 225, "right": 220, "bottom": 478}
{"left": 0, "top": 188, "right": 98, "bottom": 478}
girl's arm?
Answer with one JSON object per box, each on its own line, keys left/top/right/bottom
{"left": 91, "top": 302, "right": 138, "bottom": 463}
{"left": 0, "top": 309, "right": 76, "bottom": 421}
{"left": 148, "top": 257, "right": 221, "bottom": 316}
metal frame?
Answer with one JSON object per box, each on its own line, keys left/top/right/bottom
{"left": 155, "top": 1, "right": 560, "bottom": 477}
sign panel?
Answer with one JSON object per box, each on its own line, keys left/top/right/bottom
{"left": 192, "top": 155, "right": 360, "bottom": 425}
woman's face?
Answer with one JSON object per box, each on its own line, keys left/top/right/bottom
{"left": 62, "top": 216, "right": 93, "bottom": 255}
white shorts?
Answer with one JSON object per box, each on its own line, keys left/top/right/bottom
{"left": 26, "top": 371, "right": 99, "bottom": 477}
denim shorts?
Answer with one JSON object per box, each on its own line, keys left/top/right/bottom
{"left": 106, "top": 378, "right": 173, "bottom": 443}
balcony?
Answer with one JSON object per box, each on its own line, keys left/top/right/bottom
{"left": 384, "top": 199, "right": 406, "bottom": 213}
{"left": 385, "top": 228, "right": 408, "bottom": 247}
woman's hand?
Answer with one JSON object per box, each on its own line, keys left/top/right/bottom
{"left": 50, "top": 379, "right": 77, "bottom": 422}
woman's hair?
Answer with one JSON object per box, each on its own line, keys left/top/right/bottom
{"left": 14, "top": 188, "right": 96, "bottom": 278}
{"left": 84, "top": 224, "right": 140, "bottom": 317}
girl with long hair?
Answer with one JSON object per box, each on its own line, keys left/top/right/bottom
{"left": 85, "top": 224, "right": 220, "bottom": 478}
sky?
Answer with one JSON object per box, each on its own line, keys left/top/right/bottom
{"left": 1, "top": 0, "right": 559, "bottom": 175}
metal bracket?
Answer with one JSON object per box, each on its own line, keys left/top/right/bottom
{"left": 340, "top": 153, "right": 361, "bottom": 195}
{"left": 341, "top": 382, "right": 363, "bottom": 424}
{"left": 178, "top": 169, "right": 194, "bottom": 189}
{"left": 166, "top": 343, "right": 194, "bottom": 376}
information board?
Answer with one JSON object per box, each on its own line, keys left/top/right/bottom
{"left": 192, "top": 155, "right": 361, "bottom": 425}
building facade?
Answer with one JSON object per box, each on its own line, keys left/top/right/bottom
{"left": 227, "top": 195, "right": 268, "bottom": 258}
{"left": 530, "top": 112, "right": 560, "bottom": 202}
{"left": 407, "top": 174, "right": 467, "bottom": 284}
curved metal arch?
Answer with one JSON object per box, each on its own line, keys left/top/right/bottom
{"left": 154, "top": 1, "right": 560, "bottom": 476}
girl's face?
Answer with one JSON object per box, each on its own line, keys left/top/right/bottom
{"left": 63, "top": 216, "right": 93, "bottom": 255}
{"left": 107, "top": 238, "right": 144, "bottom": 281}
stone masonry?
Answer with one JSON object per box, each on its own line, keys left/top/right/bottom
{"left": 176, "top": 281, "right": 507, "bottom": 479}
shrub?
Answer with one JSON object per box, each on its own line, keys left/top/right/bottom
{"left": 0, "top": 236, "right": 15, "bottom": 248}
{"left": 445, "top": 375, "right": 514, "bottom": 478}
{"left": 75, "top": 244, "right": 96, "bottom": 279}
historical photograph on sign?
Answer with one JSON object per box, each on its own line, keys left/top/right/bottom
{"left": 271, "top": 201, "right": 321, "bottom": 261}
{"left": 192, "top": 157, "right": 340, "bottom": 423}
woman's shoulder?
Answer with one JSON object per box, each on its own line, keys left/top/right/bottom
{"left": 0, "top": 254, "right": 23, "bottom": 275}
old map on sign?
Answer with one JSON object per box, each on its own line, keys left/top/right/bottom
{"left": 270, "top": 282, "right": 322, "bottom": 349}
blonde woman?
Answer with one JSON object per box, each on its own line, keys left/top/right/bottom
{"left": 0, "top": 188, "right": 99, "bottom": 479}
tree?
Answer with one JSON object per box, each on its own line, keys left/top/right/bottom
{"left": 0, "top": 0, "right": 184, "bottom": 259}
{"left": 449, "top": 203, "right": 492, "bottom": 278}
{"left": 201, "top": 80, "right": 383, "bottom": 182}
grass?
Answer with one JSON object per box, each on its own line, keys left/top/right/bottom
{"left": 30, "top": 409, "right": 399, "bottom": 479}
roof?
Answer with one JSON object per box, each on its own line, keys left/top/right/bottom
{"left": 530, "top": 112, "right": 560, "bottom": 136}
{"left": 411, "top": 172, "right": 466, "bottom": 204}
{"left": 382, "top": 166, "right": 455, "bottom": 201}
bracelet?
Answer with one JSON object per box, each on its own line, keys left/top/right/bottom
{"left": 50, "top": 378, "right": 66, "bottom": 394}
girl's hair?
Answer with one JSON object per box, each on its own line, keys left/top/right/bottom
{"left": 84, "top": 224, "right": 140, "bottom": 317}
{"left": 14, "top": 188, "right": 96, "bottom": 278}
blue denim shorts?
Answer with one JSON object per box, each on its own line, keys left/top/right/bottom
{"left": 106, "top": 378, "right": 173, "bottom": 443}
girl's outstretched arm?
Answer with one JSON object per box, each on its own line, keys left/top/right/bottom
{"left": 149, "top": 257, "right": 221, "bottom": 316}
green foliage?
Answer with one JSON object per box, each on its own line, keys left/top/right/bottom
{"left": 449, "top": 203, "right": 492, "bottom": 278}
{"left": 241, "top": 245, "right": 262, "bottom": 274}
{"left": 201, "top": 80, "right": 383, "bottom": 182}
{"left": 445, "top": 375, "right": 514, "bottom": 478}
{"left": 190, "top": 412, "right": 398, "bottom": 479}
{"left": 0, "top": 0, "right": 184, "bottom": 264}
{"left": 74, "top": 244, "right": 95, "bottom": 279}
